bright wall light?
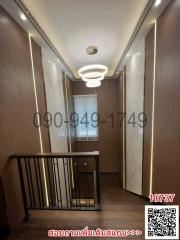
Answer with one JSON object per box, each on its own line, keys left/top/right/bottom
{"left": 20, "top": 13, "right": 27, "bottom": 21}
{"left": 155, "top": 0, "right": 162, "bottom": 7}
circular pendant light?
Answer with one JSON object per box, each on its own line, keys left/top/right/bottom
{"left": 86, "top": 81, "right": 101, "bottom": 88}
{"left": 78, "top": 64, "right": 108, "bottom": 88}
{"left": 82, "top": 73, "right": 104, "bottom": 82}
{"left": 78, "top": 64, "right": 108, "bottom": 77}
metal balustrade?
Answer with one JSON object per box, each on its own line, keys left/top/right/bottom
{"left": 10, "top": 152, "right": 100, "bottom": 221}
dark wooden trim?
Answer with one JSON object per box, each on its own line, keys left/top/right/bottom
{"left": 10, "top": 151, "right": 99, "bottom": 158}
{"left": 99, "top": 172, "right": 120, "bottom": 174}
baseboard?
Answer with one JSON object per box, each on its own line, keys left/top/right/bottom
{"left": 125, "top": 189, "right": 150, "bottom": 201}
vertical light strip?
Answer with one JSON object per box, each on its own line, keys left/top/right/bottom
{"left": 64, "top": 75, "right": 72, "bottom": 152}
{"left": 65, "top": 75, "right": 72, "bottom": 152}
{"left": 29, "top": 34, "right": 49, "bottom": 206}
{"left": 64, "top": 74, "right": 74, "bottom": 188}
{"left": 122, "top": 69, "right": 126, "bottom": 189}
{"left": 150, "top": 21, "right": 157, "bottom": 195}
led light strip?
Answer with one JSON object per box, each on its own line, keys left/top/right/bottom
{"left": 150, "top": 21, "right": 157, "bottom": 195}
{"left": 64, "top": 75, "right": 74, "bottom": 188}
{"left": 64, "top": 75, "right": 72, "bottom": 152}
{"left": 29, "top": 35, "right": 49, "bottom": 206}
{"left": 122, "top": 69, "right": 126, "bottom": 189}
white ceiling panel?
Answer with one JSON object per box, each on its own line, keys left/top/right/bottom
{"left": 22, "top": 0, "right": 149, "bottom": 77}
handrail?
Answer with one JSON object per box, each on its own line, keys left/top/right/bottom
{"left": 11, "top": 151, "right": 100, "bottom": 221}
{"left": 10, "top": 151, "right": 99, "bottom": 158}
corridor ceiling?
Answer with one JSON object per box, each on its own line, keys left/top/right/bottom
{"left": 22, "top": 0, "right": 148, "bottom": 78}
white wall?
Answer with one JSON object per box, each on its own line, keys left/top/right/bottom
{"left": 42, "top": 49, "right": 70, "bottom": 206}
{"left": 125, "top": 40, "right": 145, "bottom": 195}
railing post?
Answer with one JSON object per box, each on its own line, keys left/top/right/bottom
{"left": 95, "top": 155, "right": 100, "bottom": 210}
{"left": 17, "top": 158, "right": 30, "bottom": 222}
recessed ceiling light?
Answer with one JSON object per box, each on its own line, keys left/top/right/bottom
{"left": 155, "top": 0, "right": 161, "bottom": 7}
{"left": 57, "top": 59, "right": 60, "bottom": 63}
{"left": 20, "top": 13, "right": 27, "bottom": 21}
{"left": 86, "top": 46, "right": 98, "bottom": 55}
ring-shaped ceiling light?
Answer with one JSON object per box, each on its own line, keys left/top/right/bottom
{"left": 82, "top": 74, "right": 104, "bottom": 82}
{"left": 78, "top": 64, "right": 108, "bottom": 77}
{"left": 83, "top": 71, "right": 104, "bottom": 79}
{"left": 86, "top": 81, "right": 101, "bottom": 88}
{"left": 78, "top": 64, "right": 108, "bottom": 88}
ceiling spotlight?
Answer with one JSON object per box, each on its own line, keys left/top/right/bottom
{"left": 86, "top": 46, "right": 98, "bottom": 55}
{"left": 20, "top": 13, "right": 27, "bottom": 21}
{"left": 57, "top": 59, "right": 60, "bottom": 63}
{"left": 155, "top": 0, "right": 161, "bottom": 7}
{"left": 86, "top": 81, "right": 101, "bottom": 88}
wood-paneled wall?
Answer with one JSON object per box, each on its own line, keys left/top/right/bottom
{"left": 143, "top": 0, "right": 180, "bottom": 204}
{"left": 31, "top": 39, "right": 51, "bottom": 153}
{"left": 0, "top": 5, "right": 50, "bottom": 228}
{"left": 72, "top": 79, "right": 121, "bottom": 176}
{"left": 143, "top": 26, "right": 154, "bottom": 197}
{"left": 152, "top": 0, "right": 180, "bottom": 204}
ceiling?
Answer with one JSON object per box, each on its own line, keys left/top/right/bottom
{"left": 21, "top": 0, "right": 149, "bottom": 78}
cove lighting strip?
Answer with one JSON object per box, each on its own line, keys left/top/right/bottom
{"left": 122, "top": 69, "right": 126, "bottom": 189}
{"left": 29, "top": 35, "right": 49, "bottom": 206}
{"left": 149, "top": 21, "right": 157, "bottom": 195}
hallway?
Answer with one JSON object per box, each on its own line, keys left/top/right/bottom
{"left": 0, "top": 0, "right": 180, "bottom": 239}
{"left": 8, "top": 186, "right": 147, "bottom": 239}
